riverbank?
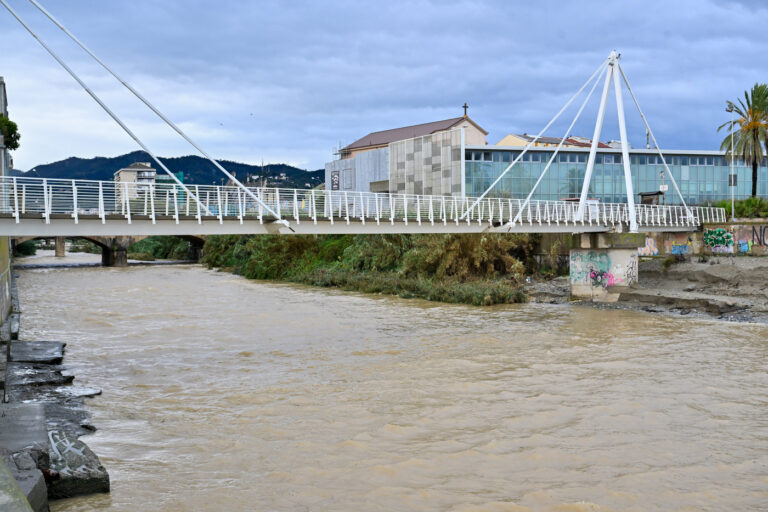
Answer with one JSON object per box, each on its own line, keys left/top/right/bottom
{"left": 1, "top": 269, "right": 109, "bottom": 511}
{"left": 526, "top": 257, "right": 768, "bottom": 323}
{"left": 202, "top": 234, "right": 536, "bottom": 306}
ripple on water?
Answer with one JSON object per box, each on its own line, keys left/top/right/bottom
{"left": 15, "top": 265, "right": 768, "bottom": 512}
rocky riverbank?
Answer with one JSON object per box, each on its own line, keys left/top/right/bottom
{"left": 0, "top": 274, "right": 109, "bottom": 511}
{"left": 526, "top": 256, "right": 768, "bottom": 323}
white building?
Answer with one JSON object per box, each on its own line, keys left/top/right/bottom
{"left": 114, "top": 162, "right": 156, "bottom": 201}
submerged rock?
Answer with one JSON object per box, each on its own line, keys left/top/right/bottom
{"left": 46, "top": 429, "right": 109, "bottom": 499}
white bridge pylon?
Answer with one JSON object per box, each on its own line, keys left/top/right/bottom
{"left": 465, "top": 51, "right": 692, "bottom": 233}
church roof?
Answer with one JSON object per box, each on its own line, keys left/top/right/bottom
{"left": 343, "top": 116, "right": 486, "bottom": 151}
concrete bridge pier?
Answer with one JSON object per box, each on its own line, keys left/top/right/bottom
{"left": 54, "top": 237, "right": 66, "bottom": 258}
{"left": 569, "top": 233, "right": 641, "bottom": 302}
{"left": 99, "top": 238, "right": 135, "bottom": 267}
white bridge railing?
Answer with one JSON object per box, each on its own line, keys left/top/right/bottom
{"left": 0, "top": 176, "right": 725, "bottom": 230}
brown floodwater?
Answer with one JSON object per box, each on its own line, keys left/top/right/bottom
{"left": 13, "top": 259, "right": 768, "bottom": 511}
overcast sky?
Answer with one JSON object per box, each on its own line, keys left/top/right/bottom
{"left": 1, "top": 0, "right": 766, "bottom": 171}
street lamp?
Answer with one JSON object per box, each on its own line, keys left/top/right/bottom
{"left": 726, "top": 104, "right": 735, "bottom": 220}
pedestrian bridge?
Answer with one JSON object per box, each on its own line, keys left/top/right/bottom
{"left": 0, "top": 176, "right": 724, "bottom": 237}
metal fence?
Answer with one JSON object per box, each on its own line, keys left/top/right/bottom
{"left": 0, "top": 176, "right": 725, "bottom": 229}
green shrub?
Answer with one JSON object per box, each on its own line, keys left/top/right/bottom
{"left": 69, "top": 239, "right": 101, "bottom": 254}
{"left": 127, "top": 252, "right": 155, "bottom": 261}
{"left": 129, "top": 236, "right": 192, "bottom": 259}
{"left": 715, "top": 197, "right": 768, "bottom": 219}
{"left": 12, "top": 240, "right": 36, "bottom": 257}
{"left": 201, "top": 233, "right": 535, "bottom": 306}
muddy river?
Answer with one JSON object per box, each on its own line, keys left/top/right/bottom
{"left": 14, "top": 255, "right": 768, "bottom": 511}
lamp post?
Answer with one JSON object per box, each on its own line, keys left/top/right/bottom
{"left": 726, "top": 104, "right": 735, "bottom": 220}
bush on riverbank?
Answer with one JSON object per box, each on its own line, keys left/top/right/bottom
{"left": 201, "top": 234, "right": 536, "bottom": 305}
{"left": 128, "top": 236, "right": 191, "bottom": 259}
{"left": 127, "top": 251, "right": 155, "bottom": 261}
{"left": 69, "top": 239, "right": 101, "bottom": 254}
{"left": 12, "top": 240, "right": 36, "bottom": 257}
{"left": 716, "top": 197, "right": 768, "bottom": 219}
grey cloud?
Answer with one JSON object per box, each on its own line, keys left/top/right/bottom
{"left": 0, "top": 0, "right": 766, "bottom": 170}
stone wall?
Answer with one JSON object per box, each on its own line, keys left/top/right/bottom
{"left": 633, "top": 221, "right": 768, "bottom": 257}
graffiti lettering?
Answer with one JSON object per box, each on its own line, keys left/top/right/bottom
{"left": 670, "top": 242, "right": 690, "bottom": 255}
{"left": 704, "top": 228, "right": 734, "bottom": 254}
{"left": 638, "top": 237, "right": 659, "bottom": 256}
{"left": 752, "top": 226, "right": 768, "bottom": 247}
{"left": 737, "top": 239, "right": 752, "bottom": 253}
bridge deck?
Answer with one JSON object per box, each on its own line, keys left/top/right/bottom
{"left": 0, "top": 177, "right": 725, "bottom": 236}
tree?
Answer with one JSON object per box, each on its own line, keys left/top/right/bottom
{"left": 719, "top": 83, "right": 768, "bottom": 197}
{"left": 0, "top": 114, "right": 20, "bottom": 151}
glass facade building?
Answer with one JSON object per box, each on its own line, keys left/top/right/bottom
{"left": 464, "top": 146, "right": 768, "bottom": 205}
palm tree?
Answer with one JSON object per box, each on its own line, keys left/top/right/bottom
{"left": 719, "top": 83, "right": 768, "bottom": 197}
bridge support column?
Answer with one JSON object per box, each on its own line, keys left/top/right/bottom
{"left": 101, "top": 247, "right": 128, "bottom": 267}
{"left": 54, "top": 237, "right": 66, "bottom": 257}
{"left": 569, "top": 234, "right": 639, "bottom": 302}
{"left": 188, "top": 244, "right": 202, "bottom": 262}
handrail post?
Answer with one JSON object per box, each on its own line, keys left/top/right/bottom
{"left": 72, "top": 182, "right": 79, "bottom": 224}
{"left": 172, "top": 187, "right": 179, "bottom": 224}
{"left": 150, "top": 184, "right": 156, "bottom": 224}
{"left": 217, "top": 187, "right": 223, "bottom": 224}
{"left": 237, "top": 188, "right": 243, "bottom": 224}
{"left": 98, "top": 181, "right": 105, "bottom": 223}
{"left": 12, "top": 177, "right": 19, "bottom": 223}
{"left": 195, "top": 185, "right": 201, "bottom": 222}
{"left": 42, "top": 178, "right": 50, "bottom": 224}
{"left": 123, "top": 181, "right": 131, "bottom": 224}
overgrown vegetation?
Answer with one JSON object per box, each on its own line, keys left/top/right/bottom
{"left": 127, "top": 252, "right": 155, "bottom": 261}
{"left": 202, "top": 234, "right": 538, "bottom": 306}
{"left": 716, "top": 197, "right": 768, "bottom": 219}
{"left": 128, "top": 236, "right": 192, "bottom": 260}
{"left": 12, "top": 240, "right": 36, "bottom": 257}
{"left": 68, "top": 239, "right": 101, "bottom": 254}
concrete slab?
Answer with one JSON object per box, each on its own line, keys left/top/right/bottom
{"left": 4, "top": 451, "right": 47, "bottom": 512}
{"left": 10, "top": 314, "right": 20, "bottom": 341}
{"left": 0, "top": 403, "right": 48, "bottom": 453}
{"left": 4, "top": 364, "right": 73, "bottom": 388}
{"left": 0, "top": 458, "right": 33, "bottom": 512}
{"left": 9, "top": 342, "right": 65, "bottom": 365}
{"left": 0, "top": 404, "right": 49, "bottom": 512}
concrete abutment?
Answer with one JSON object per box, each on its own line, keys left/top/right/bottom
{"left": 568, "top": 233, "right": 641, "bottom": 302}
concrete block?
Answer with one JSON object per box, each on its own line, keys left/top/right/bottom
{"left": 6, "top": 452, "right": 47, "bottom": 512}
{"left": 47, "top": 430, "right": 109, "bottom": 499}
{"left": 10, "top": 314, "right": 20, "bottom": 341}
{"left": 570, "top": 248, "right": 638, "bottom": 303}
{"left": 0, "top": 457, "right": 34, "bottom": 512}
{"left": 9, "top": 342, "right": 65, "bottom": 365}
{"left": 0, "top": 404, "right": 48, "bottom": 453}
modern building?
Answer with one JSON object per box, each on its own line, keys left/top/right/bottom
{"left": 464, "top": 145, "right": 767, "bottom": 205}
{"left": 325, "top": 116, "right": 767, "bottom": 205}
{"left": 496, "top": 133, "right": 614, "bottom": 149}
{"left": 326, "top": 115, "right": 487, "bottom": 196}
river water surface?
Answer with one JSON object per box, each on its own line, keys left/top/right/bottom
{"left": 15, "top": 259, "right": 768, "bottom": 511}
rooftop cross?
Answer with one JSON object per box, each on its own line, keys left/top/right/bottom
{"left": 462, "top": 102, "right": 468, "bottom": 117}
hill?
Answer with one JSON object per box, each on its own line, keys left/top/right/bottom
{"left": 12, "top": 151, "right": 324, "bottom": 189}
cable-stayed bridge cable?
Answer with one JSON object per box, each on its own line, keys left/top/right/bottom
{"left": 26, "top": 0, "right": 281, "bottom": 220}
{"left": 0, "top": 0, "right": 213, "bottom": 216}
